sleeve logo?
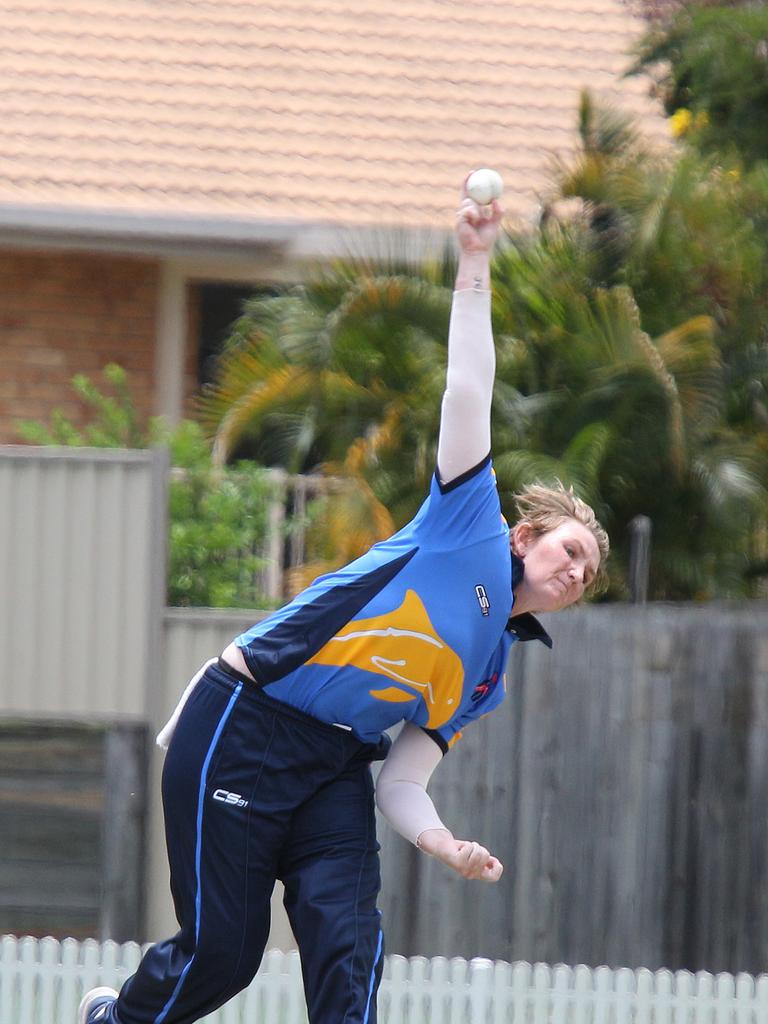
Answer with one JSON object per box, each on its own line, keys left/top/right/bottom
{"left": 472, "top": 671, "right": 499, "bottom": 701}
{"left": 474, "top": 584, "right": 490, "bottom": 616}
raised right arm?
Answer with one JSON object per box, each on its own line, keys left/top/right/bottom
{"left": 436, "top": 193, "right": 503, "bottom": 486}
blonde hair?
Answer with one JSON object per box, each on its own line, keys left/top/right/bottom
{"left": 512, "top": 481, "right": 610, "bottom": 595}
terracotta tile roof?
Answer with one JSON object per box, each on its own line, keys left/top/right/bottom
{"left": 0, "top": 0, "right": 666, "bottom": 235}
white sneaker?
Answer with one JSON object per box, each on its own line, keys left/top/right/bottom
{"left": 77, "top": 987, "right": 118, "bottom": 1024}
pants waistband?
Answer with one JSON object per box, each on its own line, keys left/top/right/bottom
{"left": 211, "top": 656, "right": 391, "bottom": 760}
{"left": 214, "top": 657, "right": 355, "bottom": 738}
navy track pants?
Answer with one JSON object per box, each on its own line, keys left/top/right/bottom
{"left": 110, "top": 660, "right": 387, "bottom": 1024}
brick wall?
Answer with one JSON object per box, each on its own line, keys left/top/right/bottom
{"left": 0, "top": 249, "right": 160, "bottom": 443}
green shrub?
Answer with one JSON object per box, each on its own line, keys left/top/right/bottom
{"left": 162, "top": 420, "right": 273, "bottom": 607}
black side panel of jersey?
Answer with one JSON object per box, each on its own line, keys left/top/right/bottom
{"left": 435, "top": 452, "right": 491, "bottom": 495}
{"left": 241, "top": 548, "right": 419, "bottom": 685}
{"left": 420, "top": 728, "right": 449, "bottom": 755}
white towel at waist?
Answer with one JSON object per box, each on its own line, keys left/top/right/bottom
{"left": 156, "top": 657, "right": 218, "bottom": 749}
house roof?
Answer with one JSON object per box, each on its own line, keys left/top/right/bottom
{"left": 0, "top": 0, "right": 666, "bottom": 245}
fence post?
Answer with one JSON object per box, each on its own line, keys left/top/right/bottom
{"left": 628, "top": 514, "right": 652, "bottom": 603}
{"left": 264, "top": 468, "right": 288, "bottom": 602}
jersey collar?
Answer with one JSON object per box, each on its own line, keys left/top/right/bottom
{"left": 508, "top": 553, "right": 553, "bottom": 648}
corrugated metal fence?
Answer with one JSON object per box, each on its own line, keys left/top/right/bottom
{"left": 0, "top": 447, "right": 298, "bottom": 723}
{"left": 3, "top": 936, "right": 768, "bottom": 1024}
{"left": 0, "top": 446, "right": 167, "bottom": 721}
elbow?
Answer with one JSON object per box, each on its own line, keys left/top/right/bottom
{"left": 443, "top": 378, "right": 492, "bottom": 409}
{"left": 374, "top": 776, "right": 421, "bottom": 816}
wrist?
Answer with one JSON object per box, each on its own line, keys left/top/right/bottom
{"left": 415, "top": 828, "right": 454, "bottom": 855}
{"left": 454, "top": 251, "right": 491, "bottom": 291}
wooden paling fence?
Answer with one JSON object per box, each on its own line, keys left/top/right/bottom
{"left": 2, "top": 936, "right": 768, "bottom": 1024}
{"left": 378, "top": 602, "right": 768, "bottom": 973}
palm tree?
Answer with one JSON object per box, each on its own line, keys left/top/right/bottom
{"left": 199, "top": 97, "right": 767, "bottom": 598}
{"left": 492, "top": 256, "right": 765, "bottom": 596}
{"left": 491, "top": 96, "right": 767, "bottom": 597}
{"left": 198, "top": 258, "right": 458, "bottom": 571}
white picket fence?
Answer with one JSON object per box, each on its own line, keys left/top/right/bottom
{"left": 2, "top": 936, "right": 768, "bottom": 1023}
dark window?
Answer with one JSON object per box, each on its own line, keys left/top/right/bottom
{"left": 197, "top": 282, "right": 278, "bottom": 387}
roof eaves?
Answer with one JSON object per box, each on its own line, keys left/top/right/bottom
{"left": 0, "top": 201, "right": 451, "bottom": 264}
{"left": 0, "top": 201, "right": 298, "bottom": 260}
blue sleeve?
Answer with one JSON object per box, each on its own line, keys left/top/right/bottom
{"left": 413, "top": 455, "right": 508, "bottom": 552}
{"left": 423, "top": 674, "right": 507, "bottom": 752}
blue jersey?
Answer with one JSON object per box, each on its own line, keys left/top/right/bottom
{"left": 235, "top": 455, "right": 550, "bottom": 750}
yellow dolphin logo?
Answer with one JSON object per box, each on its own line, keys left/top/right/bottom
{"left": 306, "top": 589, "right": 464, "bottom": 728}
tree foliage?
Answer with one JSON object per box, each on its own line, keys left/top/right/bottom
{"left": 200, "top": 95, "right": 767, "bottom": 601}
{"left": 198, "top": 260, "right": 457, "bottom": 526}
{"left": 630, "top": 2, "right": 768, "bottom": 167}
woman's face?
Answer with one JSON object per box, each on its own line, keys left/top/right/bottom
{"left": 511, "top": 518, "right": 601, "bottom": 614}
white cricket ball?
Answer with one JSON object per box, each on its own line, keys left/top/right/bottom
{"left": 466, "top": 168, "right": 504, "bottom": 205}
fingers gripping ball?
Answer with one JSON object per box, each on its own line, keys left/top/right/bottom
{"left": 466, "top": 168, "right": 504, "bottom": 206}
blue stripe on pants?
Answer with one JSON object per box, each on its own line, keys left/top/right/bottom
{"left": 154, "top": 682, "right": 242, "bottom": 1024}
{"left": 362, "top": 928, "right": 384, "bottom": 1024}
